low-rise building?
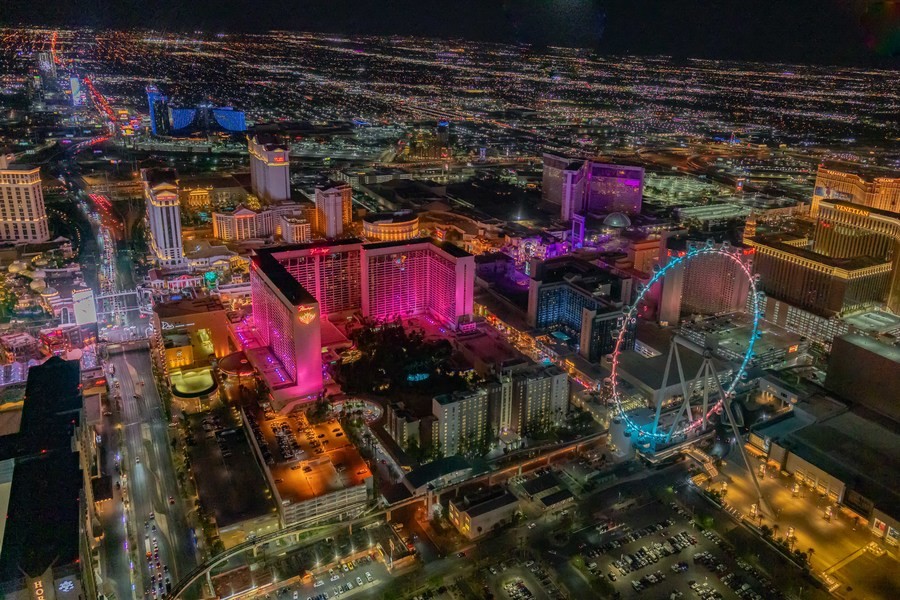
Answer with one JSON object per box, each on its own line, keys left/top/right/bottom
{"left": 748, "top": 396, "right": 900, "bottom": 545}
{"left": 177, "top": 174, "right": 248, "bottom": 211}
{"left": 244, "top": 411, "right": 372, "bottom": 526}
{"left": 449, "top": 487, "right": 520, "bottom": 539}
{"left": 362, "top": 210, "right": 419, "bottom": 242}
{"left": 212, "top": 202, "right": 305, "bottom": 242}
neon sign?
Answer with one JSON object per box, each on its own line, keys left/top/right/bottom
{"left": 835, "top": 204, "right": 869, "bottom": 217}
{"left": 33, "top": 580, "right": 45, "bottom": 600}
{"left": 310, "top": 247, "right": 331, "bottom": 256}
{"left": 297, "top": 305, "right": 316, "bottom": 325}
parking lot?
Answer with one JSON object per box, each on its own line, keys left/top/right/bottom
{"left": 259, "top": 553, "right": 389, "bottom": 600}
{"left": 483, "top": 556, "right": 566, "bottom": 600}
{"left": 573, "top": 500, "right": 788, "bottom": 599}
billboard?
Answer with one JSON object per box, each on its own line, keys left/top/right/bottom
{"left": 72, "top": 288, "right": 97, "bottom": 325}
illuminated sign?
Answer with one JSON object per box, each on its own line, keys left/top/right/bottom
{"left": 310, "top": 247, "right": 331, "bottom": 256}
{"left": 161, "top": 321, "right": 194, "bottom": 330}
{"left": 788, "top": 344, "right": 799, "bottom": 353}
{"left": 72, "top": 288, "right": 97, "bottom": 326}
{"left": 835, "top": 204, "right": 869, "bottom": 217}
{"left": 32, "top": 580, "right": 45, "bottom": 600}
{"left": 297, "top": 305, "right": 316, "bottom": 325}
{"left": 273, "top": 155, "right": 285, "bottom": 163}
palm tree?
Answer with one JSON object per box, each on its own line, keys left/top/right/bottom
{"left": 807, "top": 547, "right": 815, "bottom": 565}
{"left": 772, "top": 523, "right": 781, "bottom": 539}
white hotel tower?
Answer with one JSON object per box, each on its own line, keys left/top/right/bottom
{"left": 0, "top": 154, "right": 50, "bottom": 243}
{"left": 248, "top": 132, "right": 291, "bottom": 203}
{"left": 141, "top": 168, "right": 184, "bottom": 266}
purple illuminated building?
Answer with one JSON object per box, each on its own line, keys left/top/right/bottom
{"left": 542, "top": 153, "right": 644, "bottom": 220}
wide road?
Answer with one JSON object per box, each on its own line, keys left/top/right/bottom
{"left": 96, "top": 407, "right": 134, "bottom": 600}
{"left": 111, "top": 349, "right": 197, "bottom": 598}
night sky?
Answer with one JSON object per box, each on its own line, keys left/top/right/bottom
{"left": 2, "top": 0, "right": 898, "bottom": 65}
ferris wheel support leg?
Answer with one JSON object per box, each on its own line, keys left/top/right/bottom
{"left": 653, "top": 343, "right": 677, "bottom": 445}
{"left": 718, "top": 381, "right": 770, "bottom": 516}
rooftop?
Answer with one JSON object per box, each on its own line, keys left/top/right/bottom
{"left": 521, "top": 471, "right": 561, "bottom": 497}
{"left": 256, "top": 412, "right": 371, "bottom": 506}
{"left": 405, "top": 455, "right": 472, "bottom": 490}
{"left": 0, "top": 357, "right": 82, "bottom": 580}
{"left": 782, "top": 410, "right": 900, "bottom": 518}
{"left": 833, "top": 332, "right": 900, "bottom": 364}
{"left": 250, "top": 252, "right": 318, "bottom": 307}
{"left": 189, "top": 421, "right": 277, "bottom": 529}
{"left": 177, "top": 173, "right": 244, "bottom": 189}
{"left": 539, "top": 488, "right": 574, "bottom": 508}
{"left": 460, "top": 489, "right": 519, "bottom": 518}
{"left": 363, "top": 211, "right": 418, "bottom": 225}
{"left": 752, "top": 234, "right": 889, "bottom": 271}
{"left": 154, "top": 295, "right": 226, "bottom": 319}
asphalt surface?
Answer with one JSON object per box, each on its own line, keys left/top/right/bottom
{"left": 109, "top": 349, "right": 197, "bottom": 598}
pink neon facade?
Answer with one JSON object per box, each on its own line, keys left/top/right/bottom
{"left": 247, "top": 238, "right": 473, "bottom": 397}
{"left": 360, "top": 240, "right": 474, "bottom": 327}
{"left": 257, "top": 238, "right": 474, "bottom": 328}
{"left": 249, "top": 258, "right": 323, "bottom": 396}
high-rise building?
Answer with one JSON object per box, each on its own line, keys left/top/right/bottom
{"left": 248, "top": 133, "right": 291, "bottom": 203}
{"left": 542, "top": 153, "right": 585, "bottom": 220}
{"left": 252, "top": 237, "right": 474, "bottom": 329}
{"left": 147, "top": 86, "right": 246, "bottom": 136}
{"left": 362, "top": 239, "right": 474, "bottom": 328}
{"left": 542, "top": 153, "right": 644, "bottom": 220}
{"left": 747, "top": 233, "right": 891, "bottom": 318}
{"left": 0, "top": 154, "right": 50, "bottom": 243}
{"left": 69, "top": 77, "right": 83, "bottom": 106}
{"left": 489, "top": 363, "right": 570, "bottom": 438}
{"left": 527, "top": 256, "right": 633, "bottom": 361}
{"left": 278, "top": 214, "right": 312, "bottom": 244}
{"left": 432, "top": 388, "right": 489, "bottom": 457}
{"left": 583, "top": 162, "right": 644, "bottom": 215}
{"left": 315, "top": 182, "right": 353, "bottom": 238}
{"left": 812, "top": 167, "right": 900, "bottom": 214}
{"left": 141, "top": 168, "right": 184, "bottom": 266}
{"left": 146, "top": 85, "right": 169, "bottom": 136}
{"left": 810, "top": 195, "right": 900, "bottom": 313}
{"left": 249, "top": 252, "right": 324, "bottom": 397}
{"left": 657, "top": 238, "right": 752, "bottom": 325}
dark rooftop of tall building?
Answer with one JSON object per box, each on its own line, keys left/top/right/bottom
{"left": 251, "top": 252, "right": 318, "bottom": 307}
{"left": 0, "top": 357, "right": 83, "bottom": 580}
{"left": 154, "top": 295, "right": 226, "bottom": 319}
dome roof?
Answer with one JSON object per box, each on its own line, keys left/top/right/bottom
{"left": 29, "top": 279, "right": 47, "bottom": 291}
{"left": 603, "top": 212, "right": 632, "bottom": 228}
{"left": 8, "top": 261, "right": 26, "bottom": 274}
{"left": 41, "top": 286, "right": 58, "bottom": 297}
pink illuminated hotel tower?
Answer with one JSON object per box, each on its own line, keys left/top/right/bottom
{"left": 249, "top": 237, "right": 475, "bottom": 397}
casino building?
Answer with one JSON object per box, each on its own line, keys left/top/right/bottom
{"left": 810, "top": 184, "right": 900, "bottom": 313}
{"left": 248, "top": 238, "right": 475, "bottom": 398}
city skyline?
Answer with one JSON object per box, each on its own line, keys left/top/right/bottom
{"left": 0, "top": 1, "right": 898, "bottom": 66}
{"left": 0, "top": 19, "right": 898, "bottom": 600}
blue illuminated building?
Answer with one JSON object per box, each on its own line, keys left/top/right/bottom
{"left": 527, "top": 257, "right": 635, "bottom": 361}
{"left": 146, "top": 85, "right": 246, "bottom": 136}
{"left": 146, "top": 85, "right": 169, "bottom": 135}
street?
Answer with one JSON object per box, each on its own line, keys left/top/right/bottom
{"left": 100, "top": 349, "right": 197, "bottom": 599}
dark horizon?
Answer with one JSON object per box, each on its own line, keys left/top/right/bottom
{"left": 2, "top": 0, "right": 899, "bottom": 68}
